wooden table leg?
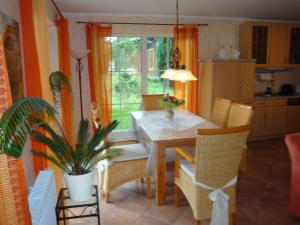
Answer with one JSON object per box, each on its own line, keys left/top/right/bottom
{"left": 155, "top": 142, "right": 167, "bottom": 205}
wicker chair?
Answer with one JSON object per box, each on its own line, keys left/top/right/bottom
{"left": 227, "top": 102, "right": 253, "bottom": 172}
{"left": 227, "top": 102, "right": 253, "bottom": 127}
{"left": 211, "top": 97, "right": 231, "bottom": 127}
{"left": 92, "top": 105, "right": 151, "bottom": 203}
{"left": 142, "top": 94, "right": 164, "bottom": 111}
{"left": 174, "top": 125, "right": 250, "bottom": 225}
{"left": 100, "top": 143, "right": 152, "bottom": 203}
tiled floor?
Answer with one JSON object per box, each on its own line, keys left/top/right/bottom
{"left": 70, "top": 139, "right": 300, "bottom": 225}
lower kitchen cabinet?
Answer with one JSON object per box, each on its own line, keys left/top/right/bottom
{"left": 265, "top": 107, "right": 287, "bottom": 135}
{"left": 250, "top": 108, "right": 266, "bottom": 137}
{"left": 249, "top": 99, "right": 300, "bottom": 138}
{"left": 287, "top": 106, "right": 300, "bottom": 133}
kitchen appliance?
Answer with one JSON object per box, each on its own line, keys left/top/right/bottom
{"left": 279, "top": 84, "right": 295, "bottom": 96}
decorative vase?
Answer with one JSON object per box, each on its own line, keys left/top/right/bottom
{"left": 64, "top": 171, "right": 93, "bottom": 202}
{"left": 165, "top": 108, "right": 174, "bottom": 120}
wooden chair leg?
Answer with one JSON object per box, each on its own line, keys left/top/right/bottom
{"left": 175, "top": 184, "right": 180, "bottom": 207}
{"left": 195, "top": 220, "right": 202, "bottom": 225}
{"left": 146, "top": 175, "right": 152, "bottom": 199}
{"left": 230, "top": 213, "right": 236, "bottom": 225}
{"left": 141, "top": 177, "right": 144, "bottom": 183}
{"left": 104, "top": 192, "right": 110, "bottom": 203}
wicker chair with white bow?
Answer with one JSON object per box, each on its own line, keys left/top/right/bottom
{"left": 174, "top": 125, "right": 250, "bottom": 225}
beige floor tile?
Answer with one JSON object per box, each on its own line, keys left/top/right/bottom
{"left": 103, "top": 206, "right": 141, "bottom": 225}
{"left": 144, "top": 204, "right": 186, "bottom": 224}
{"left": 133, "top": 215, "right": 170, "bottom": 225}
{"left": 118, "top": 194, "right": 155, "bottom": 214}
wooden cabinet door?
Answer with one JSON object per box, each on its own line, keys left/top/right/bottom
{"left": 214, "top": 62, "right": 241, "bottom": 101}
{"left": 265, "top": 107, "right": 287, "bottom": 135}
{"left": 250, "top": 107, "right": 266, "bottom": 137}
{"left": 269, "top": 24, "right": 289, "bottom": 66}
{"left": 288, "top": 26, "right": 300, "bottom": 65}
{"left": 240, "top": 61, "right": 255, "bottom": 100}
{"left": 251, "top": 24, "right": 270, "bottom": 65}
{"left": 286, "top": 106, "right": 300, "bottom": 133}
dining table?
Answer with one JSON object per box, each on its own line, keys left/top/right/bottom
{"left": 130, "top": 109, "right": 218, "bottom": 205}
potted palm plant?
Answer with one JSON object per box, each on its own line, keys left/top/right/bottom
{"left": 0, "top": 71, "right": 121, "bottom": 202}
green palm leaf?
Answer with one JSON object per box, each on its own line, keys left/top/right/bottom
{"left": 32, "top": 149, "right": 71, "bottom": 174}
{"left": 0, "top": 97, "right": 56, "bottom": 158}
{"left": 49, "top": 71, "right": 71, "bottom": 93}
{"left": 49, "top": 71, "right": 72, "bottom": 130}
{"left": 89, "top": 120, "right": 119, "bottom": 151}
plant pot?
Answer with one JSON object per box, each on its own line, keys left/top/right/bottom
{"left": 64, "top": 171, "right": 93, "bottom": 202}
{"left": 165, "top": 108, "right": 174, "bottom": 120}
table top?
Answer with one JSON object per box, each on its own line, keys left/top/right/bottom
{"left": 131, "top": 109, "right": 218, "bottom": 142}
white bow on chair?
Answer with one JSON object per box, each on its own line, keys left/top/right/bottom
{"left": 193, "top": 176, "right": 238, "bottom": 225}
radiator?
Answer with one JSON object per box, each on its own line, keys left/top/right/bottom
{"left": 28, "top": 169, "right": 57, "bottom": 225}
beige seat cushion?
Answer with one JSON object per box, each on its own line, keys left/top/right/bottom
{"left": 111, "top": 143, "right": 148, "bottom": 162}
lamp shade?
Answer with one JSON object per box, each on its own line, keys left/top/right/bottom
{"left": 160, "top": 69, "right": 177, "bottom": 79}
{"left": 169, "top": 69, "right": 197, "bottom": 83}
{"left": 71, "top": 49, "right": 91, "bottom": 60}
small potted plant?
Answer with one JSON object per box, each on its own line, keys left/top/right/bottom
{"left": 0, "top": 71, "right": 121, "bottom": 202}
{"left": 160, "top": 94, "right": 185, "bottom": 120}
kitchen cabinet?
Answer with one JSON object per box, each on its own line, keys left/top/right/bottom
{"left": 240, "top": 22, "right": 270, "bottom": 66}
{"left": 287, "top": 106, "right": 300, "bottom": 133}
{"left": 249, "top": 99, "right": 300, "bottom": 139}
{"left": 250, "top": 107, "right": 266, "bottom": 137}
{"left": 265, "top": 107, "right": 287, "bottom": 135}
{"left": 269, "top": 24, "right": 289, "bottom": 66}
{"left": 288, "top": 25, "right": 300, "bottom": 65}
{"left": 239, "top": 22, "right": 296, "bottom": 67}
{"left": 198, "top": 60, "right": 255, "bottom": 119}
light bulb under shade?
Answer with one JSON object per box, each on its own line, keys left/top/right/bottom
{"left": 160, "top": 69, "right": 177, "bottom": 79}
{"left": 169, "top": 69, "right": 197, "bottom": 83}
{"left": 71, "top": 49, "right": 91, "bottom": 60}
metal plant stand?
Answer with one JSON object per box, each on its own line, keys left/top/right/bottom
{"left": 55, "top": 185, "right": 100, "bottom": 225}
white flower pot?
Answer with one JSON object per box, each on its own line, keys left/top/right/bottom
{"left": 64, "top": 171, "right": 93, "bottom": 202}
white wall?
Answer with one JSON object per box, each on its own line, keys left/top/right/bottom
{"left": 0, "top": 0, "right": 36, "bottom": 191}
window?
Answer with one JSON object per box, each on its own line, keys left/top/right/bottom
{"left": 111, "top": 36, "right": 174, "bottom": 130}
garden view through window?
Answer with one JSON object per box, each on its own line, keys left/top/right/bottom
{"left": 111, "top": 36, "right": 174, "bottom": 129}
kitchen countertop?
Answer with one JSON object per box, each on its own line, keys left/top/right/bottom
{"left": 254, "top": 93, "right": 300, "bottom": 100}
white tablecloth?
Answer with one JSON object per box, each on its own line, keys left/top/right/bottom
{"left": 130, "top": 110, "right": 218, "bottom": 173}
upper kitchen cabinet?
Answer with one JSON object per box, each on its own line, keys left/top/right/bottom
{"left": 288, "top": 25, "right": 300, "bottom": 65}
{"left": 239, "top": 22, "right": 293, "bottom": 67}
{"left": 240, "top": 22, "right": 270, "bottom": 66}
{"left": 268, "top": 24, "right": 289, "bottom": 66}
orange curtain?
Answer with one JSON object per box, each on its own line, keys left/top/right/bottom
{"left": 174, "top": 25, "right": 199, "bottom": 114}
{"left": 57, "top": 17, "right": 74, "bottom": 144}
{"left": 20, "top": 0, "right": 48, "bottom": 174}
{"left": 86, "top": 23, "right": 112, "bottom": 126}
{"left": 0, "top": 34, "right": 31, "bottom": 225}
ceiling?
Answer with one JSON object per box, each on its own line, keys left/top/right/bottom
{"left": 55, "top": 0, "right": 300, "bottom": 21}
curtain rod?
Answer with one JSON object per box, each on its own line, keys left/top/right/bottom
{"left": 76, "top": 21, "right": 208, "bottom": 26}
{"left": 51, "top": 0, "right": 63, "bottom": 18}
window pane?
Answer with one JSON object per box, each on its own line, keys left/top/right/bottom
{"left": 119, "top": 73, "right": 141, "bottom": 104}
{"left": 118, "top": 104, "right": 141, "bottom": 129}
{"left": 146, "top": 37, "right": 173, "bottom": 94}
{"left": 112, "top": 37, "right": 141, "bottom": 72}
{"left": 111, "top": 37, "right": 142, "bottom": 130}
